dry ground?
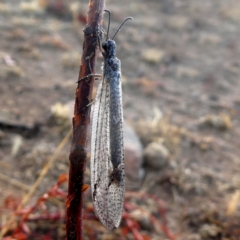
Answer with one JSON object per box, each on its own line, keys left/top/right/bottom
{"left": 1, "top": 0, "right": 240, "bottom": 239}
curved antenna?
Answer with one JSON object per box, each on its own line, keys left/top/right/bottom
{"left": 112, "top": 17, "right": 133, "bottom": 40}
{"left": 104, "top": 10, "right": 111, "bottom": 40}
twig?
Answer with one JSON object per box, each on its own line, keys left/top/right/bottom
{"left": 15, "top": 175, "right": 67, "bottom": 233}
{"left": 66, "top": 0, "right": 104, "bottom": 239}
{"left": 0, "top": 172, "right": 64, "bottom": 207}
{"left": 125, "top": 218, "right": 144, "bottom": 240}
{"left": 0, "top": 172, "right": 30, "bottom": 191}
{"left": 0, "top": 128, "right": 72, "bottom": 237}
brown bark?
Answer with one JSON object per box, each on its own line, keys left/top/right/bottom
{"left": 66, "top": 0, "right": 104, "bottom": 239}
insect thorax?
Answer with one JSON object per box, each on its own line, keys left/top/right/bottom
{"left": 102, "top": 39, "right": 116, "bottom": 58}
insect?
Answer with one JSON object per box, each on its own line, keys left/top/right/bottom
{"left": 90, "top": 10, "right": 132, "bottom": 230}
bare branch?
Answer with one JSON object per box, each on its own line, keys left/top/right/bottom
{"left": 66, "top": 0, "right": 105, "bottom": 239}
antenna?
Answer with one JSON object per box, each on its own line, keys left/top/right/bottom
{"left": 104, "top": 10, "right": 111, "bottom": 40}
{"left": 112, "top": 17, "right": 133, "bottom": 40}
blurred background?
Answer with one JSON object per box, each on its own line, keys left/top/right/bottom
{"left": 1, "top": 0, "right": 240, "bottom": 239}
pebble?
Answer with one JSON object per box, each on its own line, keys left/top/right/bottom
{"left": 143, "top": 142, "right": 169, "bottom": 170}
{"left": 199, "top": 224, "right": 221, "bottom": 238}
{"left": 198, "top": 113, "right": 232, "bottom": 130}
{"left": 124, "top": 122, "right": 144, "bottom": 189}
{"left": 129, "top": 209, "right": 152, "bottom": 230}
{"left": 141, "top": 48, "right": 165, "bottom": 64}
{"left": 166, "top": 15, "right": 189, "bottom": 31}
{"left": 177, "top": 66, "right": 199, "bottom": 78}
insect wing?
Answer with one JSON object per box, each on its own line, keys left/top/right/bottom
{"left": 91, "top": 80, "right": 113, "bottom": 229}
{"left": 91, "top": 76, "right": 125, "bottom": 230}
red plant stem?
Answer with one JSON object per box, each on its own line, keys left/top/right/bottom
{"left": 26, "top": 212, "right": 64, "bottom": 221}
{"left": 66, "top": 0, "right": 104, "bottom": 239}
{"left": 125, "top": 218, "right": 144, "bottom": 240}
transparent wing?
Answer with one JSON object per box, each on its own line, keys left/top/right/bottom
{"left": 91, "top": 77, "right": 125, "bottom": 230}
{"left": 91, "top": 80, "right": 115, "bottom": 230}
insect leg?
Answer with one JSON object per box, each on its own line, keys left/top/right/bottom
{"left": 77, "top": 74, "right": 102, "bottom": 83}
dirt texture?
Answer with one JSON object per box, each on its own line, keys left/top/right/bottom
{"left": 1, "top": 0, "right": 240, "bottom": 239}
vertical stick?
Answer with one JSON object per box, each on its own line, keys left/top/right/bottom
{"left": 66, "top": 0, "right": 104, "bottom": 239}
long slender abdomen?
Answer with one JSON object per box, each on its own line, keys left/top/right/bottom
{"left": 108, "top": 70, "right": 124, "bottom": 169}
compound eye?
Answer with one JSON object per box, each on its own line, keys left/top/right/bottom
{"left": 102, "top": 42, "right": 107, "bottom": 50}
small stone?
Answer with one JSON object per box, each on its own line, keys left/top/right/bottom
{"left": 177, "top": 66, "right": 199, "bottom": 78}
{"left": 220, "top": 7, "right": 240, "bottom": 21}
{"left": 0, "top": 3, "right": 11, "bottom": 13}
{"left": 199, "top": 33, "right": 221, "bottom": 44}
{"left": 199, "top": 224, "right": 221, "bottom": 238}
{"left": 185, "top": 234, "right": 201, "bottom": 240}
{"left": 198, "top": 113, "right": 232, "bottom": 130}
{"left": 11, "top": 135, "right": 23, "bottom": 157}
{"left": 48, "top": 102, "right": 73, "bottom": 135}
{"left": 141, "top": 48, "right": 165, "bottom": 64}
{"left": 166, "top": 16, "right": 189, "bottom": 31}
{"left": 11, "top": 17, "right": 38, "bottom": 27}
{"left": 124, "top": 122, "right": 144, "bottom": 189}
{"left": 0, "top": 65, "right": 25, "bottom": 79}
{"left": 20, "top": 1, "right": 44, "bottom": 13}
{"left": 129, "top": 209, "right": 152, "bottom": 230}
{"left": 144, "top": 142, "right": 169, "bottom": 169}
{"left": 50, "top": 102, "right": 72, "bottom": 122}
{"left": 16, "top": 45, "right": 41, "bottom": 59}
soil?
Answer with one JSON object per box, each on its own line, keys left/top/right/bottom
{"left": 1, "top": 0, "right": 240, "bottom": 239}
